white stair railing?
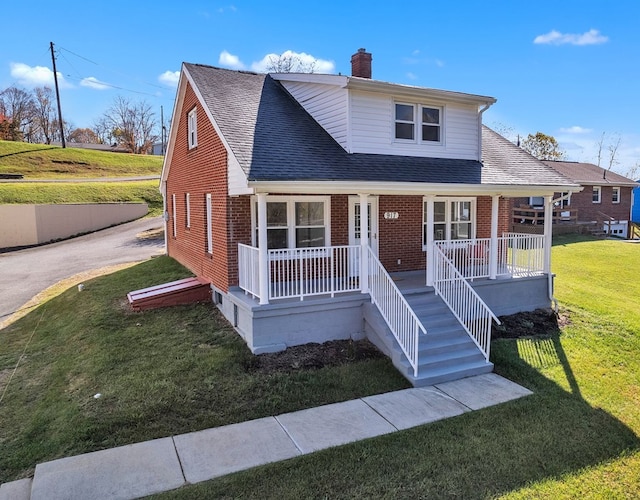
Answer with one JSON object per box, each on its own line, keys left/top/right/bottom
{"left": 367, "top": 247, "right": 426, "bottom": 377}
{"left": 432, "top": 244, "right": 500, "bottom": 361}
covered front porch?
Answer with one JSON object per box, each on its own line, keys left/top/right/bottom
{"left": 225, "top": 192, "right": 556, "bottom": 386}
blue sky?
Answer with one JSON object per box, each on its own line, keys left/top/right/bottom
{"left": 3, "top": 1, "right": 638, "bottom": 174}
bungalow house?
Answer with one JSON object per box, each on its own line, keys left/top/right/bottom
{"left": 160, "top": 49, "right": 579, "bottom": 386}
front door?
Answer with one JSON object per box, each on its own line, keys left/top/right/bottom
{"left": 348, "top": 196, "right": 379, "bottom": 254}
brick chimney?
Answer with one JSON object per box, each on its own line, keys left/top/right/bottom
{"left": 351, "top": 48, "right": 372, "bottom": 78}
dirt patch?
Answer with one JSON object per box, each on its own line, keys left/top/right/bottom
{"left": 246, "top": 339, "right": 385, "bottom": 374}
{"left": 492, "top": 308, "right": 569, "bottom": 340}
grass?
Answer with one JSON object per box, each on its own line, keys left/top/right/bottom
{"left": 0, "top": 180, "right": 164, "bottom": 216}
{"left": 150, "top": 234, "right": 640, "bottom": 499}
{"left": 1, "top": 236, "right": 639, "bottom": 498}
{"left": 0, "top": 140, "right": 162, "bottom": 178}
{"left": 0, "top": 257, "right": 408, "bottom": 484}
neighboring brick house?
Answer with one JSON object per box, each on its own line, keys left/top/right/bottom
{"left": 160, "top": 49, "right": 578, "bottom": 386}
{"left": 542, "top": 161, "right": 637, "bottom": 225}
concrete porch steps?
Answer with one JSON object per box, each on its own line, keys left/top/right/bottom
{"left": 365, "top": 289, "right": 493, "bottom": 387}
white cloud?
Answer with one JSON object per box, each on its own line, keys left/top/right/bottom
{"left": 218, "top": 50, "right": 246, "bottom": 70}
{"left": 560, "top": 125, "right": 592, "bottom": 134}
{"left": 251, "top": 50, "right": 335, "bottom": 73}
{"left": 158, "top": 70, "right": 180, "bottom": 87}
{"left": 435, "top": 59, "right": 445, "bottom": 68}
{"left": 80, "top": 77, "right": 110, "bottom": 90}
{"left": 10, "top": 62, "right": 69, "bottom": 88}
{"left": 406, "top": 72, "right": 418, "bottom": 80}
{"left": 534, "top": 29, "right": 608, "bottom": 46}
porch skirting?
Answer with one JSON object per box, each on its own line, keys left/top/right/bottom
{"left": 214, "top": 274, "right": 551, "bottom": 356}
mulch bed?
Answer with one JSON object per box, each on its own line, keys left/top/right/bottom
{"left": 247, "top": 309, "right": 569, "bottom": 375}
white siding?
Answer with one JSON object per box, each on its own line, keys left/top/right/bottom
{"left": 280, "top": 81, "right": 349, "bottom": 150}
{"left": 349, "top": 90, "right": 480, "bottom": 160}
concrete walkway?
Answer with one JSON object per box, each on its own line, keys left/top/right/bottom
{"left": 0, "top": 373, "right": 532, "bottom": 500}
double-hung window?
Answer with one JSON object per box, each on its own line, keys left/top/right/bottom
{"left": 188, "top": 107, "right": 197, "bottom": 149}
{"left": 592, "top": 186, "right": 601, "bottom": 204}
{"left": 423, "top": 198, "right": 475, "bottom": 247}
{"left": 612, "top": 187, "right": 620, "bottom": 204}
{"left": 395, "top": 102, "right": 442, "bottom": 143}
{"left": 253, "top": 197, "right": 330, "bottom": 249}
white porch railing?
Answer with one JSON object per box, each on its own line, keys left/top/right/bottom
{"left": 432, "top": 244, "right": 500, "bottom": 361}
{"left": 238, "top": 243, "right": 260, "bottom": 299}
{"left": 367, "top": 247, "right": 426, "bottom": 377}
{"left": 434, "top": 233, "right": 545, "bottom": 280}
{"left": 268, "top": 245, "right": 361, "bottom": 300}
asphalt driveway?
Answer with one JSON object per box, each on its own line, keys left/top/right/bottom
{"left": 0, "top": 217, "right": 165, "bottom": 326}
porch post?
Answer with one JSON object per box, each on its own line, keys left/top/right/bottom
{"left": 359, "top": 193, "right": 369, "bottom": 294}
{"left": 425, "top": 195, "right": 435, "bottom": 286}
{"left": 489, "top": 195, "right": 500, "bottom": 280}
{"left": 543, "top": 195, "right": 553, "bottom": 274}
{"left": 257, "top": 193, "right": 269, "bottom": 304}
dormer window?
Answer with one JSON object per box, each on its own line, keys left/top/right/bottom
{"left": 422, "top": 107, "right": 441, "bottom": 142}
{"left": 394, "top": 102, "right": 442, "bottom": 143}
{"left": 395, "top": 103, "right": 415, "bottom": 140}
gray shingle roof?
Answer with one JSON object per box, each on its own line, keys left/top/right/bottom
{"left": 541, "top": 160, "right": 638, "bottom": 187}
{"left": 185, "top": 63, "right": 576, "bottom": 188}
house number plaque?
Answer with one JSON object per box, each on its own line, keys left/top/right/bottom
{"left": 384, "top": 212, "right": 399, "bottom": 220}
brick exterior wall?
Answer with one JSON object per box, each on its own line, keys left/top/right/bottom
{"left": 378, "top": 196, "right": 425, "bottom": 272}
{"left": 165, "top": 82, "right": 233, "bottom": 292}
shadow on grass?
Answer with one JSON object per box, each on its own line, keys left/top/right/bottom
{"left": 0, "top": 146, "right": 59, "bottom": 158}
{"left": 153, "top": 333, "right": 640, "bottom": 499}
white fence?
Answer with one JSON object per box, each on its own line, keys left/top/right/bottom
{"left": 238, "top": 243, "right": 260, "bottom": 299}
{"left": 367, "top": 247, "right": 426, "bottom": 377}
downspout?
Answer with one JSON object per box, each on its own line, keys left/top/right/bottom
{"left": 477, "top": 102, "right": 493, "bottom": 161}
{"left": 546, "top": 191, "right": 574, "bottom": 312}
{"left": 161, "top": 180, "right": 169, "bottom": 255}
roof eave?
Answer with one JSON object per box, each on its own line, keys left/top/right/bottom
{"left": 346, "top": 77, "right": 497, "bottom": 106}
{"left": 247, "top": 180, "right": 581, "bottom": 197}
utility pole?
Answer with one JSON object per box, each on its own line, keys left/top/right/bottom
{"left": 160, "top": 105, "right": 165, "bottom": 155}
{"left": 50, "top": 41, "right": 66, "bottom": 148}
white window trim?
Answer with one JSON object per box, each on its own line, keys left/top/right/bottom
{"left": 185, "top": 193, "right": 191, "bottom": 228}
{"left": 188, "top": 107, "right": 197, "bottom": 149}
{"left": 171, "top": 194, "right": 176, "bottom": 238}
{"left": 422, "top": 197, "right": 476, "bottom": 249}
{"left": 592, "top": 186, "right": 602, "bottom": 204}
{"left": 612, "top": 186, "right": 621, "bottom": 204}
{"left": 394, "top": 102, "right": 416, "bottom": 143}
{"left": 206, "top": 193, "right": 212, "bottom": 254}
{"left": 251, "top": 195, "right": 331, "bottom": 249}
{"left": 393, "top": 101, "right": 444, "bottom": 145}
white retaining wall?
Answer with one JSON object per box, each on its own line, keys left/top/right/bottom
{"left": 0, "top": 203, "right": 148, "bottom": 249}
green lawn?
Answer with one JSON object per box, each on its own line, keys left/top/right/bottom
{"left": 0, "top": 140, "right": 162, "bottom": 178}
{"left": 0, "top": 257, "right": 408, "bottom": 484}
{"left": 1, "top": 236, "right": 639, "bottom": 498}
{"left": 0, "top": 180, "right": 164, "bottom": 216}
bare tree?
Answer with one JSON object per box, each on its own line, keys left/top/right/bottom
{"left": 32, "top": 86, "right": 56, "bottom": 144}
{"left": 266, "top": 54, "right": 317, "bottom": 73}
{"left": 92, "top": 116, "right": 112, "bottom": 145}
{"left": 596, "top": 132, "right": 621, "bottom": 170}
{"left": 102, "top": 96, "right": 157, "bottom": 153}
{"left": 0, "top": 86, "right": 36, "bottom": 140}
{"left": 521, "top": 132, "right": 565, "bottom": 160}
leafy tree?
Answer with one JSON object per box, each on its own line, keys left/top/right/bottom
{"left": 102, "top": 96, "right": 157, "bottom": 154}
{"left": 521, "top": 132, "right": 564, "bottom": 160}
{"left": 68, "top": 127, "right": 100, "bottom": 144}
